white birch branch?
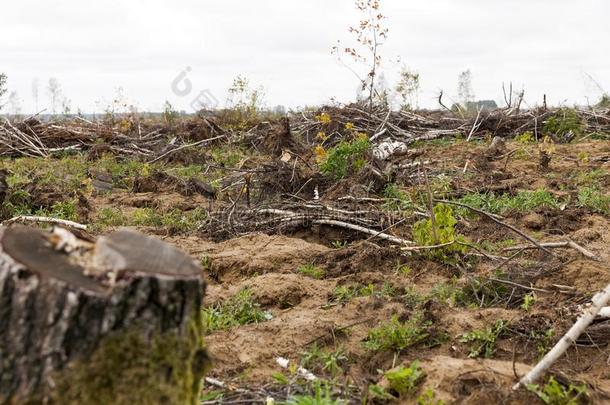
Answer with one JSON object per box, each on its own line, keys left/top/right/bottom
{"left": 513, "top": 283, "right": 610, "bottom": 389}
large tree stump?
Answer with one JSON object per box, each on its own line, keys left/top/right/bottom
{"left": 0, "top": 226, "right": 208, "bottom": 404}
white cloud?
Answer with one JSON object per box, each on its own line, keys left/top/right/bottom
{"left": 1, "top": 0, "right": 608, "bottom": 113}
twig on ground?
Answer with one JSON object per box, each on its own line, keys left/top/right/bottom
{"left": 503, "top": 240, "right": 600, "bottom": 261}
{"left": 3, "top": 215, "right": 87, "bottom": 230}
{"left": 434, "top": 199, "right": 552, "bottom": 255}
{"left": 514, "top": 283, "right": 610, "bottom": 389}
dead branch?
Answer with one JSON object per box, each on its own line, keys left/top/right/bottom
{"left": 503, "top": 240, "right": 600, "bottom": 261}
{"left": 514, "top": 283, "right": 610, "bottom": 389}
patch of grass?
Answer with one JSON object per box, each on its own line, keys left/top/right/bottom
{"left": 319, "top": 134, "right": 370, "bottom": 179}
{"left": 286, "top": 381, "right": 346, "bottom": 405}
{"left": 573, "top": 168, "right": 608, "bottom": 188}
{"left": 416, "top": 388, "right": 445, "bottom": 405}
{"left": 531, "top": 328, "right": 555, "bottom": 359}
{"left": 459, "top": 320, "right": 507, "bottom": 358}
{"left": 543, "top": 108, "right": 584, "bottom": 138}
{"left": 577, "top": 186, "right": 610, "bottom": 215}
{"left": 329, "top": 282, "right": 401, "bottom": 305}
{"left": 298, "top": 264, "right": 326, "bottom": 279}
{"left": 211, "top": 145, "right": 247, "bottom": 168}
{"left": 363, "top": 313, "right": 431, "bottom": 353}
{"left": 202, "top": 289, "right": 270, "bottom": 333}
{"left": 35, "top": 200, "right": 79, "bottom": 222}
{"left": 300, "top": 343, "right": 348, "bottom": 378}
{"left": 385, "top": 360, "right": 425, "bottom": 397}
{"left": 458, "top": 189, "right": 560, "bottom": 215}
{"left": 382, "top": 183, "right": 413, "bottom": 211}
{"left": 515, "top": 131, "right": 535, "bottom": 143}
{"left": 98, "top": 207, "right": 207, "bottom": 233}
{"left": 527, "top": 376, "right": 588, "bottom": 405}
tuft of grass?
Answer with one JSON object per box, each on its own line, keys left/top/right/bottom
{"left": 329, "top": 282, "right": 400, "bottom": 305}
{"left": 363, "top": 313, "right": 431, "bottom": 353}
{"left": 298, "top": 264, "right": 326, "bottom": 279}
{"left": 458, "top": 189, "right": 560, "bottom": 215}
{"left": 300, "top": 343, "right": 348, "bottom": 378}
{"left": 527, "top": 376, "right": 588, "bottom": 405}
{"left": 319, "top": 134, "right": 370, "bottom": 179}
{"left": 383, "top": 183, "right": 414, "bottom": 211}
{"left": 416, "top": 388, "right": 445, "bottom": 405}
{"left": 202, "top": 289, "right": 270, "bottom": 333}
{"left": 459, "top": 320, "right": 507, "bottom": 358}
{"left": 385, "top": 360, "right": 425, "bottom": 397}
{"left": 577, "top": 186, "right": 610, "bottom": 215}
{"left": 285, "top": 381, "right": 346, "bottom": 405}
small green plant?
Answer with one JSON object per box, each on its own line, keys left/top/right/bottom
{"left": 416, "top": 388, "right": 445, "bottom": 405}
{"left": 526, "top": 376, "right": 588, "bottom": 405}
{"left": 573, "top": 168, "right": 608, "bottom": 188}
{"left": 271, "top": 371, "right": 290, "bottom": 385}
{"left": 515, "top": 131, "right": 535, "bottom": 143}
{"left": 364, "top": 314, "right": 431, "bottom": 353}
{"left": 286, "top": 381, "right": 346, "bottom": 405}
{"left": 202, "top": 289, "right": 270, "bottom": 333}
{"left": 383, "top": 183, "right": 413, "bottom": 211}
{"left": 298, "top": 264, "right": 326, "bottom": 279}
{"left": 330, "top": 240, "right": 347, "bottom": 249}
{"left": 319, "top": 134, "right": 370, "bottom": 179}
{"left": 412, "top": 203, "right": 467, "bottom": 261}
{"left": 367, "top": 384, "right": 395, "bottom": 401}
{"left": 577, "top": 187, "right": 610, "bottom": 215}
{"left": 459, "top": 320, "right": 507, "bottom": 358}
{"left": 330, "top": 285, "right": 359, "bottom": 304}
{"left": 300, "top": 344, "right": 348, "bottom": 378}
{"left": 532, "top": 328, "right": 555, "bottom": 359}
{"left": 95, "top": 207, "right": 127, "bottom": 227}
{"left": 385, "top": 360, "right": 425, "bottom": 396}
{"left": 200, "top": 256, "right": 211, "bottom": 271}
{"left": 458, "top": 189, "right": 560, "bottom": 215}
{"left": 521, "top": 292, "right": 536, "bottom": 311}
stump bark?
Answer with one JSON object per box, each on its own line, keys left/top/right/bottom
{"left": 0, "top": 226, "right": 207, "bottom": 405}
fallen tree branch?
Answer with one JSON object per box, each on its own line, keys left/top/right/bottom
{"left": 503, "top": 240, "right": 600, "bottom": 261}
{"left": 434, "top": 199, "right": 552, "bottom": 255}
{"left": 3, "top": 215, "right": 87, "bottom": 230}
{"left": 312, "top": 219, "right": 414, "bottom": 245}
{"left": 514, "top": 283, "right": 610, "bottom": 389}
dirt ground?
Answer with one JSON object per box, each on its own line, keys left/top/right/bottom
{"left": 110, "top": 138, "right": 610, "bottom": 403}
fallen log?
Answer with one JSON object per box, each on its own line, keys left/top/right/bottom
{"left": 0, "top": 226, "right": 208, "bottom": 404}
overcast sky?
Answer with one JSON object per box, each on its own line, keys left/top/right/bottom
{"left": 1, "top": 0, "right": 608, "bottom": 113}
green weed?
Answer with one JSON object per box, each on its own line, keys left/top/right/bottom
{"left": 385, "top": 360, "right": 425, "bottom": 397}
{"left": 319, "top": 134, "right": 370, "bottom": 179}
{"left": 412, "top": 203, "right": 468, "bottom": 261}
{"left": 459, "top": 320, "right": 507, "bottom": 358}
{"left": 577, "top": 187, "right": 610, "bottom": 214}
{"left": 527, "top": 376, "right": 587, "bottom": 405}
{"left": 300, "top": 343, "right": 348, "bottom": 378}
{"left": 202, "top": 289, "right": 270, "bottom": 333}
{"left": 363, "top": 314, "right": 431, "bottom": 353}
{"left": 298, "top": 264, "right": 326, "bottom": 279}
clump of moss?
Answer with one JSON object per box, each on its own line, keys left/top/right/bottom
{"left": 52, "top": 319, "right": 209, "bottom": 405}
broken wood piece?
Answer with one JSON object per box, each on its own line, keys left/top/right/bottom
{"left": 3, "top": 215, "right": 87, "bottom": 230}
{"left": 503, "top": 240, "right": 600, "bottom": 261}
{"left": 0, "top": 226, "right": 207, "bottom": 404}
{"left": 514, "top": 283, "right": 610, "bottom": 389}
